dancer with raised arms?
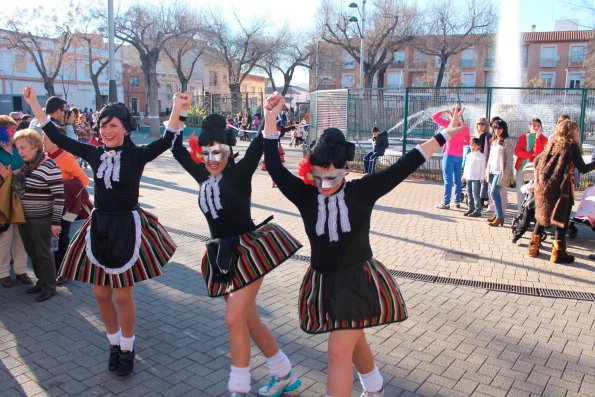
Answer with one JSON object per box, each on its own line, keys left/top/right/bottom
{"left": 22, "top": 86, "right": 182, "bottom": 377}
{"left": 170, "top": 93, "right": 302, "bottom": 397}
{"left": 262, "top": 91, "right": 466, "bottom": 397}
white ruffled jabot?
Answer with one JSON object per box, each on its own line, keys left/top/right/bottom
{"left": 96, "top": 149, "right": 122, "bottom": 189}
{"left": 200, "top": 174, "right": 223, "bottom": 219}
{"left": 315, "top": 187, "right": 351, "bottom": 242}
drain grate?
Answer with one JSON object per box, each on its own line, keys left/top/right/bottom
{"left": 164, "top": 226, "right": 210, "bottom": 242}
{"left": 390, "top": 270, "right": 595, "bottom": 302}
{"left": 164, "top": 227, "right": 594, "bottom": 302}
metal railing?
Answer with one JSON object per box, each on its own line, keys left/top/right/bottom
{"left": 309, "top": 86, "right": 595, "bottom": 186}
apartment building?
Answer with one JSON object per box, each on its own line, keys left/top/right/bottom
{"left": 310, "top": 28, "right": 594, "bottom": 91}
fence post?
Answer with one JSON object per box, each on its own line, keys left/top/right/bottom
{"left": 486, "top": 87, "right": 492, "bottom": 121}
{"left": 579, "top": 88, "right": 587, "bottom": 143}
{"left": 402, "top": 86, "right": 410, "bottom": 154}
{"left": 346, "top": 89, "right": 351, "bottom": 139}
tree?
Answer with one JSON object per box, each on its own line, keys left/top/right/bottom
{"left": 258, "top": 30, "right": 313, "bottom": 96}
{"left": 163, "top": 35, "right": 204, "bottom": 93}
{"left": 200, "top": 11, "right": 279, "bottom": 114}
{"left": 317, "top": 0, "right": 420, "bottom": 88}
{"left": 3, "top": 2, "right": 80, "bottom": 96}
{"left": 114, "top": 3, "right": 196, "bottom": 135}
{"left": 415, "top": 0, "right": 495, "bottom": 88}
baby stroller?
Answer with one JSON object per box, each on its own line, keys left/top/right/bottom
{"left": 511, "top": 164, "right": 547, "bottom": 243}
{"left": 567, "top": 185, "right": 595, "bottom": 239}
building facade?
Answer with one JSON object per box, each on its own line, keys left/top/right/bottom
{"left": 0, "top": 29, "right": 124, "bottom": 116}
{"left": 310, "top": 29, "right": 594, "bottom": 91}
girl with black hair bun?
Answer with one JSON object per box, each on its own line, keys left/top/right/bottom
{"left": 23, "top": 86, "right": 183, "bottom": 378}
{"left": 170, "top": 97, "right": 302, "bottom": 397}
{"left": 262, "top": 91, "right": 466, "bottom": 397}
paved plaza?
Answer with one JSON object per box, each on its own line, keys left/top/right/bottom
{"left": 1, "top": 137, "right": 594, "bottom": 396}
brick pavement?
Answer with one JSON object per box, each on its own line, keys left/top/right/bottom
{"left": 0, "top": 137, "right": 593, "bottom": 396}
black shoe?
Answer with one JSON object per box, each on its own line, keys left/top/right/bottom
{"left": 109, "top": 345, "right": 120, "bottom": 371}
{"left": 468, "top": 212, "right": 482, "bottom": 217}
{"left": 463, "top": 210, "right": 472, "bottom": 216}
{"left": 117, "top": 350, "right": 135, "bottom": 376}
{"left": 26, "top": 285, "right": 42, "bottom": 294}
{"left": 35, "top": 290, "right": 54, "bottom": 302}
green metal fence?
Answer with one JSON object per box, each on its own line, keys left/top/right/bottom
{"left": 309, "top": 87, "right": 595, "bottom": 187}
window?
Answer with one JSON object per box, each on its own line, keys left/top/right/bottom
{"left": 521, "top": 44, "right": 529, "bottom": 67}
{"left": 484, "top": 47, "right": 495, "bottom": 68}
{"left": 129, "top": 76, "right": 139, "bottom": 87}
{"left": 568, "top": 72, "right": 583, "bottom": 88}
{"left": 393, "top": 51, "right": 405, "bottom": 67}
{"left": 341, "top": 73, "right": 355, "bottom": 88}
{"left": 569, "top": 45, "right": 585, "bottom": 66}
{"left": 460, "top": 47, "right": 475, "bottom": 68}
{"left": 461, "top": 72, "right": 476, "bottom": 87}
{"left": 539, "top": 72, "right": 555, "bottom": 87}
{"left": 539, "top": 45, "right": 557, "bottom": 67}
{"left": 386, "top": 71, "right": 403, "bottom": 88}
{"left": 343, "top": 53, "right": 355, "bottom": 70}
{"left": 131, "top": 98, "right": 139, "bottom": 115}
{"left": 209, "top": 71, "right": 218, "bottom": 86}
{"left": 411, "top": 51, "right": 426, "bottom": 68}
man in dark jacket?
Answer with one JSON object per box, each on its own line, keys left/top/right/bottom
{"left": 363, "top": 127, "right": 389, "bottom": 173}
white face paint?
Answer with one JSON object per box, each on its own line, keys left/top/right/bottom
{"left": 201, "top": 144, "right": 230, "bottom": 162}
{"left": 312, "top": 168, "right": 348, "bottom": 189}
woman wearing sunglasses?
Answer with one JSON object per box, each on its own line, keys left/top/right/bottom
{"left": 262, "top": 91, "right": 466, "bottom": 397}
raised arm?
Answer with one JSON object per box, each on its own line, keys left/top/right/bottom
{"left": 138, "top": 92, "right": 191, "bottom": 163}
{"left": 357, "top": 106, "right": 467, "bottom": 200}
{"left": 23, "top": 86, "right": 95, "bottom": 159}
{"left": 262, "top": 93, "right": 308, "bottom": 207}
{"left": 431, "top": 110, "right": 451, "bottom": 128}
{"left": 236, "top": 132, "right": 264, "bottom": 176}
{"left": 171, "top": 131, "right": 209, "bottom": 184}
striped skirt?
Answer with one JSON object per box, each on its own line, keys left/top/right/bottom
{"left": 201, "top": 223, "right": 301, "bottom": 297}
{"left": 299, "top": 258, "right": 407, "bottom": 334}
{"left": 58, "top": 208, "right": 176, "bottom": 288}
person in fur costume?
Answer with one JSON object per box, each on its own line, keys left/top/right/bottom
{"left": 529, "top": 120, "right": 595, "bottom": 263}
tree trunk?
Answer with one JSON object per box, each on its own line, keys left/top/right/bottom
{"left": 435, "top": 57, "right": 448, "bottom": 88}
{"left": 229, "top": 82, "right": 242, "bottom": 116}
{"left": 91, "top": 77, "right": 104, "bottom": 109}
{"left": 364, "top": 71, "right": 374, "bottom": 89}
{"left": 44, "top": 78, "right": 56, "bottom": 97}
{"left": 141, "top": 52, "right": 161, "bottom": 137}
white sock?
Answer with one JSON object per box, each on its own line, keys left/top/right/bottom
{"left": 228, "top": 365, "right": 251, "bottom": 393}
{"left": 120, "top": 335, "right": 135, "bottom": 352}
{"left": 107, "top": 329, "right": 121, "bottom": 346}
{"left": 266, "top": 350, "right": 292, "bottom": 378}
{"left": 358, "top": 365, "right": 383, "bottom": 392}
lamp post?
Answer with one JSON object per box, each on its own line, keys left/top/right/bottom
{"left": 348, "top": 1, "right": 366, "bottom": 89}
{"left": 108, "top": 0, "right": 117, "bottom": 102}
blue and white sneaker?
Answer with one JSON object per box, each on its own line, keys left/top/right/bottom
{"left": 257, "top": 369, "right": 301, "bottom": 397}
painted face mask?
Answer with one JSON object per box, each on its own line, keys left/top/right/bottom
{"left": 201, "top": 144, "right": 230, "bottom": 162}
{"left": 312, "top": 168, "right": 348, "bottom": 189}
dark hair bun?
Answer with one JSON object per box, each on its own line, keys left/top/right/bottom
{"left": 318, "top": 128, "right": 346, "bottom": 145}
{"left": 310, "top": 127, "right": 355, "bottom": 167}
{"left": 225, "top": 129, "right": 237, "bottom": 147}
{"left": 202, "top": 114, "right": 226, "bottom": 133}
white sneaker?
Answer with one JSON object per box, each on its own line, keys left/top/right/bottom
{"left": 257, "top": 369, "right": 301, "bottom": 397}
{"left": 361, "top": 386, "right": 384, "bottom": 397}
{"left": 230, "top": 393, "right": 247, "bottom": 397}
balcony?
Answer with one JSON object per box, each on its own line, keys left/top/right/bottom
{"left": 460, "top": 59, "right": 476, "bottom": 68}
{"left": 539, "top": 57, "right": 558, "bottom": 67}
{"left": 410, "top": 61, "right": 427, "bottom": 69}
{"left": 568, "top": 58, "right": 585, "bottom": 67}
{"left": 392, "top": 60, "right": 405, "bottom": 68}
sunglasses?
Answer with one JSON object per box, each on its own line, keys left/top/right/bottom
{"left": 476, "top": 122, "right": 486, "bottom": 126}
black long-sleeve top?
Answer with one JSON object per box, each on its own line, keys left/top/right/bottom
{"left": 42, "top": 120, "right": 176, "bottom": 212}
{"left": 171, "top": 132, "right": 264, "bottom": 239}
{"left": 264, "top": 138, "right": 426, "bottom": 273}
{"left": 373, "top": 131, "right": 389, "bottom": 155}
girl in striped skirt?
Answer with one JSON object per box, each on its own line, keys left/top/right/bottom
{"left": 262, "top": 92, "right": 466, "bottom": 397}
{"left": 170, "top": 95, "right": 302, "bottom": 397}
{"left": 23, "top": 86, "right": 185, "bottom": 378}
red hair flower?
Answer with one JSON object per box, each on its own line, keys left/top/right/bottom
{"left": 188, "top": 133, "right": 204, "bottom": 164}
{"left": 298, "top": 155, "right": 316, "bottom": 186}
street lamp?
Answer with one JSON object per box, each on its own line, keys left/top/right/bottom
{"left": 348, "top": 1, "right": 366, "bottom": 90}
